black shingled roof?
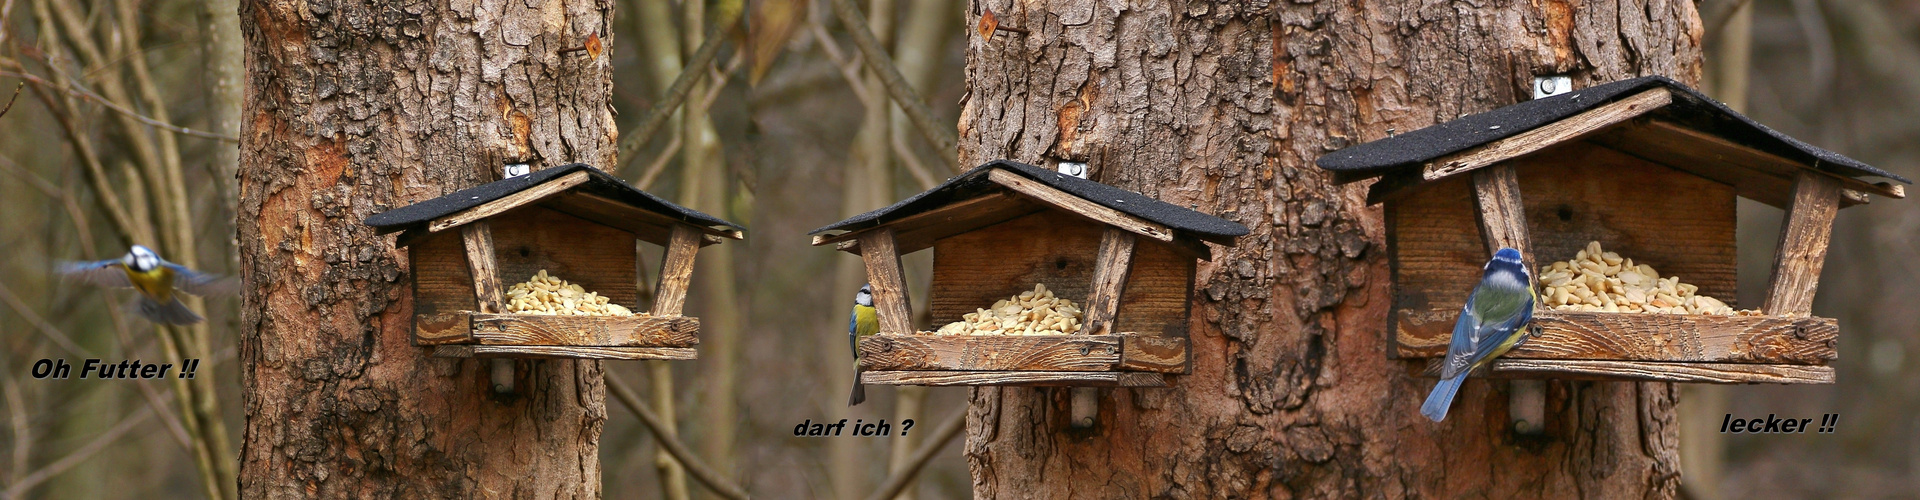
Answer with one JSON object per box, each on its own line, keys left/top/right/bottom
{"left": 364, "top": 163, "right": 742, "bottom": 232}
{"left": 1315, "top": 76, "right": 1910, "bottom": 184}
{"left": 810, "top": 160, "right": 1250, "bottom": 240}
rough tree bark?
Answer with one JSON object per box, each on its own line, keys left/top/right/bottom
{"left": 238, "top": 1, "right": 615, "bottom": 497}
{"left": 958, "top": 2, "right": 1700, "bottom": 497}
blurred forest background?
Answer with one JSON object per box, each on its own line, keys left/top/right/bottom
{"left": 0, "top": 1, "right": 1914, "bottom": 499}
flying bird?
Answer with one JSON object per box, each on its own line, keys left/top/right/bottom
{"left": 848, "top": 284, "right": 877, "bottom": 406}
{"left": 1422, "top": 247, "right": 1537, "bottom": 422}
{"left": 59, "top": 245, "right": 237, "bottom": 325}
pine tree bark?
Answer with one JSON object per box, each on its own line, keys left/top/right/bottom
{"left": 958, "top": 2, "right": 1700, "bottom": 497}
{"left": 237, "top": 2, "right": 616, "bottom": 497}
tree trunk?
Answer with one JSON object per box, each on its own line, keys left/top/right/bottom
{"left": 957, "top": 2, "right": 1700, "bottom": 497}
{"left": 237, "top": 2, "right": 614, "bottom": 497}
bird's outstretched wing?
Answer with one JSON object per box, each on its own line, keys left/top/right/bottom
{"left": 164, "top": 263, "right": 239, "bottom": 296}
{"left": 57, "top": 260, "right": 132, "bottom": 288}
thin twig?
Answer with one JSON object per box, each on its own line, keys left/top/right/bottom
{"left": 0, "top": 280, "right": 94, "bottom": 358}
{"left": 637, "top": 51, "right": 744, "bottom": 191}
{"left": 4, "top": 377, "right": 28, "bottom": 486}
{"left": 809, "top": 21, "right": 879, "bottom": 110}
{"left": 0, "top": 82, "right": 20, "bottom": 118}
{"left": 606, "top": 372, "right": 752, "bottom": 500}
{"left": 636, "top": 134, "right": 684, "bottom": 191}
{"left": 616, "top": 9, "right": 747, "bottom": 178}
{"left": 810, "top": 21, "right": 938, "bottom": 190}
{"left": 0, "top": 71, "right": 237, "bottom": 142}
{"left": 1, "top": 399, "right": 160, "bottom": 498}
{"left": 861, "top": 408, "right": 967, "bottom": 500}
{"left": 826, "top": 0, "right": 960, "bottom": 173}
{"left": 891, "top": 125, "right": 938, "bottom": 190}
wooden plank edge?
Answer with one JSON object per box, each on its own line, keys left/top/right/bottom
{"left": 861, "top": 370, "right": 1166, "bottom": 387}
{"left": 1417, "top": 358, "right": 1833, "bottom": 384}
{"left": 1420, "top": 88, "right": 1673, "bottom": 182}
{"left": 468, "top": 314, "right": 701, "bottom": 348}
{"left": 433, "top": 345, "right": 698, "bottom": 360}
{"left": 428, "top": 170, "right": 592, "bottom": 233}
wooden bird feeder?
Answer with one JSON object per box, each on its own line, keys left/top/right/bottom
{"left": 810, "top": 160, "right": 1247, "bottom": 388}
{"left": 364, "top": 164, "right": 744, "bottom": 360}
{"left": 1319, "top": 76, "right": 1909, "bottom": 384}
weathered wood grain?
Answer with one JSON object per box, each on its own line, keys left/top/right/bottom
{"left": 1395, "top": 311, "right": 1837, "bottom": 363}
{"left": 1117, "top": 335, "right": 1188, "bottom": 373}
{"left": 433, "top": 345, "right": 698, "bottom": 361}
{"left": 1390, "top": 142, "right": 1737, "bottom": 352}
{"left": 428, "top": 171, "right": 591, "bottom": 232}
{"left": 414, "top": 312, "right": 474, "bottom": 345}
{"left": 859, "top": 228, "right": 917, "bottom": 335}
{"left": 861, "top": 370, "right": 1166, "bottom": 387}
{"left": 651, "top": 224, "right": 701, "bottom": 316}
{"left": 930, "top": 211, "right": 1193, "bottom": 339}
{"left": 1470, "top": 164, "right": 1533, "bottom": 267}
{"left": 462, "top": 221, "right": 504, "bottom": 313}
{"left": 1421, "top": 89, "right": 1672, "bottom": 181}
{"left": 412, "top": 228, "right": 477, "bottom": 318}
{"left": 1763, "top": 172, "right": 1840, "bottom": 317}
{"left": 986, "top": 169, "right": 1175, "bottom": 243}
{"left": 858, "top": 334, "right": 1121, "bottom": 371}
{"left": 487, "top": 206, "right": 640, "bottom": 310}
{"left": 1421, "top": 358, "right": 1834, "bottom": 384}
{"left": 469, "top": 314, "right": 699, "bottom": 347}
{"left": 1083, "top": 228, "right": 1137, "bottom": 336}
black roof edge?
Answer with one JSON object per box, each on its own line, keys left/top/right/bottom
{"left": 809, "top": 160, "right": 1250, "bottom": 239}
{"left": 1313, "top": 75, "right": 1909, "bottom": 185}
{"left": 363, "top": 163, "right": 744, "bottom": 232}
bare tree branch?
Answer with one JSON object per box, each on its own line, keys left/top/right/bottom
{"left": 861, "top": 408, "right": 966, "bottom": 500}
{"left": 616, "top": 9, "right": 746, "bottom": 178}
{"left": 0, "top": 71, "right": 236, "bottom": 142}
{"left": 808, "top": 21, "right": 938, "bottom": 190}
{"left": 1, "top": 399, "right": 160, "bottom": 498}
{"left": 605, "top": 372, "right": 752, "bottom": 500}
{"left": 826, "top": 0, "right": 960, "bottom": 173}
{"left": 0, "top": 82, "right": 20, "bottom": 118}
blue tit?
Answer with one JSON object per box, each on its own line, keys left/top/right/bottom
{"left": 848, "top": 284, "right": 878, "bottom": 406}
{"left": 58, "top": 245, "right": 237, "bottom": 325}
{"left": 1422, "top": 247, "right": 1538, "bottom": 422}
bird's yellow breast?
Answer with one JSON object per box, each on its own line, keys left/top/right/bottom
{"left": 124, "top": 266, "right": 174, "bottom": 301}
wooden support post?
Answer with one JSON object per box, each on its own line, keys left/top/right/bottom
{"left": 858, "top": 228, "right": 915, "bottom": 335}
{"left": 1470, "top": 164, "right": 1545, "bottom": 434}
{"left": 462, "top": 221, "right": 505, "bottom": 314}
{"left": 1762, "top": 171, "right": 1841, "bottom": 317}
{"left": 652, "top": 224, "right": 702, "bottom": 316}
{"left": 460, "top": 221, "right": 515, "bottom": 392}
{"left": 1076, "top": 228, "right": 1138, "bottom": 427}
{"left": 1083, "top": 228, "right": 1137, "bottom": 336}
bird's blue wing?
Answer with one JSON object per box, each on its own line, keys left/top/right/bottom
{"left": 57, "top": 260, "right": 132, "bottom": 288}
{"left": 163, "top": 263, "right": 238, "bottom": 296}
{"left": 1440, "top": 268, "right": 1535, "bottom": 379}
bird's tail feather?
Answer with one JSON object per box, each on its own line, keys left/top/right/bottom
{"left": 848, "top": 375, "right": 866, "bottom": 406}
{"left": 134, "top": 297, "right": 203, "bottom": 325}
{"left": 1421, "top": 375, "right": 1466, "bottom": 422}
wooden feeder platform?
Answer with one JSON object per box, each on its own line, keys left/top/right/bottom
{"left": 1317, "top": 76, "right": 1909, "bottom": 384}
{"left": 365, "top": 164, "right": 743, "bottom": 360}
{"left": 813, "top": 161, "right": 1246, "bottom": 388}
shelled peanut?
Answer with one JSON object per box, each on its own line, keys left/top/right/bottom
{"left": 1538, "top": 241, "right": 1753, "bottom": 315}
{"left": 933, "top": 284, "right": 1084, "bottom": 335}
{"left": 504, "top": 269, "right": 639, "bottom": 316}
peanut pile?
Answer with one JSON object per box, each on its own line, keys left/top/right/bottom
{"left": 1538, "top": 242, "right": 1751, "bottom": 315}
{"left": 934, "top": 284, "right": 1084, "bottom": 335}
{"left": 504, "top": 269, "right": 639, "bottom": 316}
